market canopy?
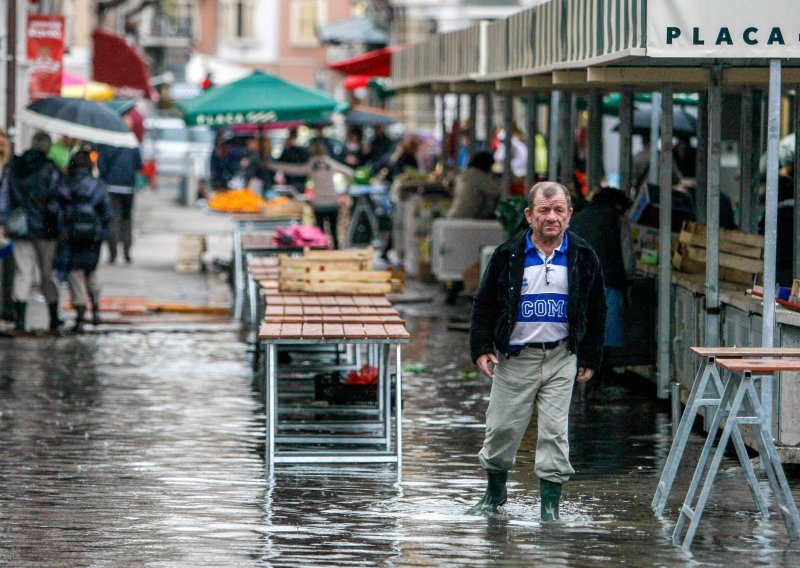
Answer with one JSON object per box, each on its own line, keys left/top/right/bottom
{"left": 176, "top": 71, "right": 340, "bottom": 126}
{"left": 327, "top": 46, "right": 404, "bottom": 77}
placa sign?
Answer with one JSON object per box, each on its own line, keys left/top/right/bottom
{"left": 647, "top": 0, "right": 800, "bottom": 58}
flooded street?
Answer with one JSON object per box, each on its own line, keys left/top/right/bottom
{"left": 1, "top": 314, "right": 800, "bottom": 566}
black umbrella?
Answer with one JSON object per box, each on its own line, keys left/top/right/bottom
{"left": 19, "top": 97, "right": 139, "bottom": 148}
{"left": 614, "top": 103, "right": 697, "bottom": 136}
{"left": 344, "top": 105, "right": 398, "bottom": 127}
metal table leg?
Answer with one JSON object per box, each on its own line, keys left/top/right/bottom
{"left": 233, "top": 223, "right": 244, "bottom": 320}
{"left": 396, "top": 343, "right": 403, "bottom": 480}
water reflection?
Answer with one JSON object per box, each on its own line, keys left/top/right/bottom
{"left": 0, "top": 318, "right": 799, "bottom": 566}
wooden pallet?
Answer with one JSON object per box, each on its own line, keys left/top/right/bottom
{"left": 673, "top": 221, "right": 764, "bottom": 286}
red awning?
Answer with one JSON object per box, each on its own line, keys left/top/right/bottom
{"left": 327, "top": 45, "right": 404, "bottom": 78}
{"left": 92, "top": 29, "right": 155, "bottom": 100}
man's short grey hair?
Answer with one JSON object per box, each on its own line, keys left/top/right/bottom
{"left": 527, "top": 181, "right": 572, "bottom": 209}
{"left": 31, "top": 132, "right": 52, "bottom": 153}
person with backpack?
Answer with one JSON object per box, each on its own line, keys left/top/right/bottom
{"left": 0, "top": 132, "right": 65, "bottom": 335}
{"left": 55, "top": 150, "right": 113, "bottom": 333}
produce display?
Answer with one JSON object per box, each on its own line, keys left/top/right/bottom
{"left": 208, "top": 189, "right": 266, "bottom": 212}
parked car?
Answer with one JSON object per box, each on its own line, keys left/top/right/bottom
{"left": 142, "top": 117, "right": 216, "bottom": 178}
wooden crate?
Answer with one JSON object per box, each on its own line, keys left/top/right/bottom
{"left": 672, "top": 221, "right": 764, "bottom": 286}
{"left": 278, "top": 247, "right": 393, "bottom": 293}
{"left": 175, "top": 235, "right": 207, "bottom": 273}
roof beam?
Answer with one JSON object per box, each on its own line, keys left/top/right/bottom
{"left": 723, "top": 67, "right": 800, "bottom": 86}
{"left": 587, "top": 67, "right": 708, "bottom": 85}
{"left": 552, "top": 70, "right": 588, "bottom": 86}
{"left": 495, "top": 78, "right": 523, "bottom": 92}
{"left": 522, "top": 74, "right": 553, "bottom": 89}
{"left": 449, "top": 82, "right": 491, "bottom": 94}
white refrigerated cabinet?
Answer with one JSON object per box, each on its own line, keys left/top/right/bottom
{"left": 431, "top": 218, "right": 506, "bottom": 281}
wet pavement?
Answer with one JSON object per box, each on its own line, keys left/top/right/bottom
{"left": 2, "top": 307, "right": 800, "bottom": 567}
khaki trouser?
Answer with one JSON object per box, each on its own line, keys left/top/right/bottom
{"left": 12, "top": 239, "right": 59, "bottom": 303}
{"left": 66, "top": 270, "right": 98, "bottom": 307}
{"left": 478, "top": 341, "right": 578, "bottom": 484}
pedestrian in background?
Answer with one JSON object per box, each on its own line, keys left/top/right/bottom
{"left": 97, "top": 144, "right": 143, "bottom": 264}
{"left": 0, "top": 128, "right": 13, "bottom": 324}
{"left": 468, "top": 181, "right": 606, "bottom": 519}
{"left": 0, "top": 132, "right": 65, "bottom": 335}
{"left": 56, "top": 150, "right": 113, "bottom": 333}
{"left": 570, "top": 187, "right": 634, "bottom": 393}
{"left": 278, "top": 129, "right": 310, "bottom": 192}
{"left": 446, "top": 151, "right": 500, "bottom": 220}
{"left": 270, "top": 140, "right": 353, "bottom": 249}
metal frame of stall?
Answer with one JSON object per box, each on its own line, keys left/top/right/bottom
{"left": 390, "top": 0, "right": 800, "bottom": 412}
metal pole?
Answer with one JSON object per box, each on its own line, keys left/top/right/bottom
{"left": 587, "top": 88, "right": 603, "bottom": 195}
{"left": 502, "top": 93, "right": 513, "bottom": 198}
{"left": 526, "top": 91, "right": 538, "bottom": 190}
{"left": 762, "top": 59, "right": 782, "bottom": 435}
{"left": 438, "top": 94, "right": 448, "bottom": 169}
{"left": 468, "top": 93, "right": 478, "bottom": 156}
{"left": 794, "top": 86, "right": 800, "bottom": 281}
{"left": 548, "top": 91, "right": 561, "bottom": 181}
{"left": 695, "top": 91, "right": 709, "bottom": 225}
{"left": 558, "top": 91, "right": 573, "bottom": 187}
{"left": 739, "top": 88, "right": 755, "bottom": 232}
{"left": 763, "top": 60, "right": 781, "bottom": 348}
{"left": 619, "top": 88, "right": 634, "bottom": 196}
{"left": 657, "top": 84, "right": 674, "bottom": 400}
{"left": 483, "top": 91, "right": 493, "bottom": 152}
{"left": 671, "top": 382, "right": 682, "bottom": 438}
{"left": 395, "top": 344, "right": 403, "bottom": 480}
{"left": 648, "top": 92, "right": 662, "bottom": 187}
{"left": 706, "top": 67, "right": 722, "bottom": 348}
{"left": 5, "top": 0, "right": 18, "bottom": 154}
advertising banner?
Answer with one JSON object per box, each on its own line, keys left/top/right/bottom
{"left": 27, "top": 15, "right": 65, "bottom": 101}
{"left": 647, "top": 0, "right": 800, "bottom": 58}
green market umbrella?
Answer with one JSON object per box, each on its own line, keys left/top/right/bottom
{"left": 177, "top": 71, "right": 340, "bottom": 126}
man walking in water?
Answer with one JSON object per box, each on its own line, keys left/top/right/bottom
{"left": 468, "top": 181, "right": 606, "bottom": 520}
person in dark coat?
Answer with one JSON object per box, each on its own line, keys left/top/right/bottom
{"left": 570, "top": 187, "right": 634, "bottom": 354}
{"left": 278, "top": 129, "right": 310, "bottom": 192}
{"left": 56, "top": 150, "right": 113, "bottom": 332}
{"left": 97, "top": 144, "right": 142, "bottom": 263}
{"left": 0, "top": 132, "right": 64, "bottom": 334}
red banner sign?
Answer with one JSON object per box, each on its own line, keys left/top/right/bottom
{"left": 27, "top": 14, "right": 65, "bottom": 101}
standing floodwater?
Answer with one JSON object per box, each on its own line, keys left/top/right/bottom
{"left": 1, "top": 316, "right": 799, "bottom": 566}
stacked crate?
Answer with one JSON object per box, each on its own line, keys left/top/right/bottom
{"left": 175, "top": 234, "right": 207, "bottom": 273}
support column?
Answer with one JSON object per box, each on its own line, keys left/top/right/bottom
{"left": 502, "top": 93, "right": 514, "bottom": 199}
{"left": 618, "top": 88, "right": 634, "bottom": 196}
{"left": 762, "top": 59, "right": 782, "bottom": 435}
{"left": 648, "top": 92, "right": 662, "bottom": 187}
{"left": 558, "top": 91, "right": 573, "bottom": 187}
{"left": 794, "top": 86, "right": 800, "bottom": 281}
{"left": 763, "top": 60, "right": 782, "bottom": 349}
{"left": 526, "top": 91, "right": 538, "bottom": 190}
{"left": 587, "top": 89, "right": 603, "bottom": 195}
{"left": 438, "top": 94, "right": 447, "bottom": 169}
{"left": 483, "top": 91, "right": 493, "bottom": 152}
{"left": 468, "top": 94, "right": 478, "bottom": 156}
{"left": 657, "top": 84, "right": 674, "bottom": 400}
{"left": 706, "top": 67, "right": 722, "bottom": 348}
{"left": 695, "top": 91, "right": 709, "bottom": 225}
{"left": 5, "top": 0, "right": 18, "bottom": 153}
{"left": 739, "top": 87, "right": 755, "bottom": 232}
{"left": 548, "top": 91, "right": 561, "bottom": 181}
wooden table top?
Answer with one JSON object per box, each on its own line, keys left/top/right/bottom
{"left": 715, "top": 358, "right": 800, "bottom": 373}
{"left": 246, "top": 256, "right": 279, "bottom": 269}
{"left": 266, "top": 294, "right": 392, "bottom": 307}
{"left": 258, "top": 293, "right": 408, "bottom": 341}
{"left": 691, "top": 347, "right": 800, "bottom": 357}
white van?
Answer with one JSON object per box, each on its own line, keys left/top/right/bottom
{"left": 142, "top": 117, "right": 216, "bottom": 178}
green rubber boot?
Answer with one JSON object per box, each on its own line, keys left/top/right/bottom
{"left": 540, "top": 479, "right": 562, "bottom": 521}
{"left": 467, "top": 471, "right": 508, "bottom": 515}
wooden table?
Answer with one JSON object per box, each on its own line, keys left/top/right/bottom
{"left": 668, "top": 354, "right": 800, "bottom": 550}
{"left": 259, "top": 293, "right": 409, "bottom": 477}
{"left": 653, "top": 347, "right": 800, "bottom": 517}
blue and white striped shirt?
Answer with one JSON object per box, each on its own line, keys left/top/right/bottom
{"left": 509, "top": 230, "right": 569, "bottom": 348}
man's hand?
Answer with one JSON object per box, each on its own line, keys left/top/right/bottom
{"left": 476, "top": 353, "right": 499, "bottom": 379}
{"left": 577, "top": 367, "right": 594, "bottom": 383}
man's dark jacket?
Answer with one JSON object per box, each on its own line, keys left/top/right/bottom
{"left": 470, "top": 229, "right": 607, "bottom": 371}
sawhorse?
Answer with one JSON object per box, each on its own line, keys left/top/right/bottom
{"left": 653, "top": 347, "right": 800, "bottom": 517}
{"left": 672, "top": 357, "right": 800, "bottom": 551}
